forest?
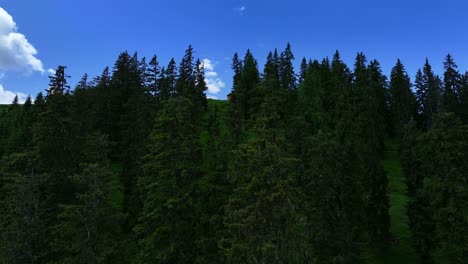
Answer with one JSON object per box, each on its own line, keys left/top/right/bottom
{"left": 0, "top": 44, "right": 467, "bottom": 264}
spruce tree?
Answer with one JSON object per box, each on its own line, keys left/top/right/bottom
{"left": 442, "top": 54, "right": 462, "bottom": 114}
{"left": 221, "top": 99, "right": 302, "bottom": 263}
{"left": 135, "top": 96, "right": 201, "bottom": 263}
{"left": 389, "top": 59, "right": 417, "bottom": 136}
{"left": 0, "top": 152, "right": 49, "bottom": 263}
{"left": 47, "top": 65, "right": 71, "bottom": 95}
{"left": 415, "top": 59, "right": 443, "bottom": 128}
{"left": 54, "top": 133, "right": 123, "bottom": 263}
{"left": 412, "top": 113, "right": 468, "bottom": 263}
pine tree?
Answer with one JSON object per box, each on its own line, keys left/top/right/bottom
{"left": 442, "top": 54, "right": 462, "bottom": 114}
{"left": 298, "top": 57, "right": 308, "bottom": 85}
{"left": 301, "top": 132, "right": 364, "bottom": 263}
{"left": 47, "top": 65, "right": 71, "bottom": 95}
{"left": 412, "top": 113, "right": 468, "bottom": 263}
{"left": 461, "top": 72, "right": 468, "bottom": 123}
{"left": 194, "top": 106, "right": 230, "bottom": 263}
{"left": 164, "top": 58, "right": 178, "bottom": 97}
{"left": 135, "top": 96, "right": 201, "bottom": 263}
{"left": 176, "top": 45, "right": 195, "bottom": 97}
{"left": 194, "top": 58, "right": 208, "bottom": 117}
{"left": 352, "top": 54, "right": 389, "bottom": 243}
{"left": 230, "top": 49, "right": 260, "bottom": 122}
{"left": 221, "top": 99, "right": 302, "bottom": 263}
{"left": 415, "top": 59, "right": 443, "bottom": 128}
{"left": 0, "top": 152, "right": 49, "bottom": 263}
{"left": 12, "top": 95, "right": 19, "bottom": 105}
{"left": 389, "top": 59, "right": 417, "bottom": 136}
{"left": 34, "top": 92, "right": 45, "bottom": 109}
{"left": 299, "top": 59, "right": 326, "bottom": 131}
{"left": 54, "top": 133, "right": 123, "bottom": 263}
{"left": 146, "top": 55, "right": 160, "bottom": 100}
{"left": 329, "top": 50, "right": 353, "bottom": 128}
{"left": 279, "top": 43, "right": 296, "bottom": 92}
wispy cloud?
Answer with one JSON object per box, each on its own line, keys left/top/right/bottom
{"left": 47, "top": 68, "right": 55, "bottom": 75}
{"left": 0, "top": 7, "right": 44, "bottom": 74}
{"left": 202, "top": 58, "right": 225, "bottom": 96}
{"left": 233, "top": 6, "right": 246, "bottom": 15}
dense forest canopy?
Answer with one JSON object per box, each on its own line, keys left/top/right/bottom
{"left": 0, "top": 45, "right": 467, "bottom": 263}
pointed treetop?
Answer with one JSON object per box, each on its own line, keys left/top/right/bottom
{"left": 24, "top": 95, "right": 32, "bottom": 106}
{"left": 47, "top": 65, "right": 70, "bottom": 96}
{"left": 12, "top": 94, "right": 19, "bottom": 105}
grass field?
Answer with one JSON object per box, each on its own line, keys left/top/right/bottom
{"left": 366, "top": 141, "right": 420, "bottom": 263}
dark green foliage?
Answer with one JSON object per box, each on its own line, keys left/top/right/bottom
{"left": 442, "top": 54, "right": 463, "bottom": 115}
{"left": 135, "top": 96, "right": 201, "bottom": 263}
{"left": 401, "top": 113, "right": 468, "bottom": 263}
{"left": 389, "top": 59, "right": 417, "bottom": 136}
{"left": 2, "top": 45, "right": 467, "bottom": 264}
{"left": 229, "top": 49, "right": 260, "bottom": 123}
{"left": 461, "top": 72, "right": 468, "bottom": 123}
{"left": 299, "top": 59, "right": 327, "bottom": 131}
{"left": 194, "top": 104, "right": 230, "bottom": 263}
{"left": 221, "top": 100, "right": 302, "bottom": 263}
{"left": 0, "top": 152, "right": 49, "bottom": 263}
{"left": 415, "top": 59, "right": 443, "bottom": 128}
{"left": 47, "top": 65, "right": 71, "bottom": 95}
{"left": 54, "top": 133, "right": 123, "bottom": 263}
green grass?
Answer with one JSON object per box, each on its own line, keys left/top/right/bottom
{"left": 365, "top": 140, "right": 420, "bottom": 263}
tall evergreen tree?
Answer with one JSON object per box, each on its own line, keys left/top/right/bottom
{"left": 442, "top": 54, "right": 462, "bottom": 114}
{"left": 389, "top": 59, "right": 417, "bottom": 136}
{"left": 47, "top": 65, "right": 71, "bottom": 95}
{"left": 135, "top": 96, "right": 201, "bottom": 263}
{"left": 221, "top": 99, "right": 302, "bottom": 263}
{"left": 415, "top": 59, "right": 443, "bottom": 128}
{"left": 230, "top": 49, "right": 260, "bottom": 122}
{"left": 54, "top": 133, "right": 123, "bottom": 263}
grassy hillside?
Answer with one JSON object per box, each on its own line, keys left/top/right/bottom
{"left": 366, "top": 141, "right": 420, "bottom": 263}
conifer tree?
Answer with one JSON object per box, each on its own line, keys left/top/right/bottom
{"left": 461, "top": 72, "right": 468, "bottom": 123}
{"left": 411, "top": 113, "right": 468, "bottom": 263}
{"left": 415, "top": 59, "right": 443, "bottom": 128}
{"left": 195, "top": 106, "right": 230, "bottom": 263}
{"left": 146, "top": 55, "right": 160, "bottom": 100}
{"left": 298, "top": 57, "right": 308, "bottom": 85}
{"left": 389, "top": 59, "right": 417, "bottom": 136}
{"left": 47, "top": 65, "right": 71, "bottom": 95}
{"left": 230, "top": 49, "right": 260, "bottom": 122}
{"left": 0, "top": 152, "right": 49, "bottom": 263}
{"left": 12, "top": 95, "right": 19, "bottom": 105}
{"left": 54, "top": 133, "right": 123, "bottom": 263}
{"left": 442, "top": 54, "right": 462, "bottom": 114}
{"left": 352, "top": 54, "right": 389, "bottom": 243}
{"left": 221, "top": 99, "right": 302, "bottom": 263}
{"left": 299, "top": 59, "right": 326, "bottom": 131}
{"left": 135, "top": 96, "right": 201, "bottom": 263}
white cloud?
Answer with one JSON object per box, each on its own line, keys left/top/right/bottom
{"left": 0, "top": 7, "right": 44, "bottom": 73}
{"left": 207, "top": 95, "right": 219, "bottom": 99}
{"left": 202, "top": 58, "right": 214, "bottom": 71}
{"left": 202, "top": 58, "right": 225, "bottom": 95}
{"left": 234, "top": 6, "right": 246, "bottom": 15}
{"left": 206, "top": 78, "right": 225, "bottom": 94}
{"left": 205, "top": 71, "right": 217, "bottom": 77}
{"left": 47, "top": 68, "right": 55, "bottom": 75}
{"left": 0, "top": 84, "right": 27, "bottom": 104}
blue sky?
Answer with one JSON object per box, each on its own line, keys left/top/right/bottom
{"left": 1, "top": 0, "right": 468, "bottom": 103}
